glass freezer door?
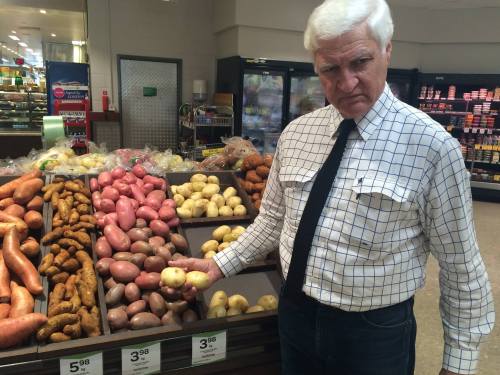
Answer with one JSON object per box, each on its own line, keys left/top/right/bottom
{"left": 242, "top": 70, "right": 285, "bottom": 153}
{"left": 288, "top": 75, "right": 325, "bottom": 122}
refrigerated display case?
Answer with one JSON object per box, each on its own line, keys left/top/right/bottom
{"left": 217, "top": 56, "right": 325, "bottom": 153}
{"left": 387, "top": 68, "right": 419, "bottom": 105}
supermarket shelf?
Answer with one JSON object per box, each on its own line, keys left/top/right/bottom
{"left": 425, "top": 111, "right": 470, "bottom": 116}
{"left": 0, "top": 131, "right": 41, "bottom": 136}
{"left": 466, "top": 161, "right": 500, "bottom": 170}
{"left": 419, "top": 98, "right": 500, "bottom": 103}
{"left": 471, "top": 180, "right": 500, "bottom": 191}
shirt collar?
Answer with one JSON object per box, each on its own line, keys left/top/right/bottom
{"left": 328, "top": 83, "right": 395, "bottom": 141}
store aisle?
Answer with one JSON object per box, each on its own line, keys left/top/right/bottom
{"left": 414, "top": 201, "right": 499, "bottom": 375}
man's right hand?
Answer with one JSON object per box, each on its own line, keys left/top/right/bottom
{"left": 168, "top": 258, "right": 224, "bottom": 300}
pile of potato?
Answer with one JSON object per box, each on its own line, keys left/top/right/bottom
{"left": 207, "top": 291, "right": 278, "bottom": 318}
{"left": 200, "top": 225, "right": 246, "bottom": 259}
{"left": 238, "top": 154, "right": 273, "bottom": 210}
{"left": 0, "top": 170, "right": 49, "bottom": 349}
{"left": 172, "top": 174, "right": 248, "bottom": 219}
{"left": 37, "top": 177, "right": 101, "bottom": 342}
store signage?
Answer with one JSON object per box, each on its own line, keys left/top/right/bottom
{"left": 60, "top": 351, "right": 103, "bottom": 375}
{"left": 52, "top": 84, "right": 89, "bottom": 101}
{"left": 121, "top": 340, "right": 161, "bottom": 375}
{"left": 15, "top": 57, "right": 24, "bottom": 65}
{"left": 143, "top": 87, "right": 157, "bottom": 97}
{"left": 201, "top": 147, "right": 225, "bottom": 157}
{"left": 192, "top": 330, "right": 227, "bottom": 366}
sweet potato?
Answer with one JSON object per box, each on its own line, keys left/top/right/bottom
{"left": 42, "top": 227, "right": 64, "bottom": 245}
{"left": 256, "top": 165, "right": 270, "bottom": 178}
{"left": 64, "top": 180, "right": 81, "bottom": 193}
{"left": 63, "top": 321, "right": 82, "bottom": 339}
{"left": 20, "top": 237, "right": 40, "bottom": 258}
{"left": 4, "top": 204, "right": 26, "bottom": 218}
{"left": 0, "top": 170, "right": 42, "bottom": 200}
{"left": 74, "top": 251, "right": 97, "bottom": 294}
{"left": 0, "top": 211, "right": 28, "bottom": 238}
{"left": 36, "top": 313, "right": 78, "bottom": 342}
{"left": 64, "top": 230, "right": 91, "bottom": 247}
{"left": 24, "top": 210, "right": 43, "bottom": 230}
{"left": 76, "top": 279, "right": 95, "bottom": 308}
{"left": 0, "top": 197, "right": 15, "bottom": 210}
{"left": 13, "top": 178, "right": 44, "bottom": 205}
{"left": 246, "top": 170, "right": 263, "bottom": 183}
{"left": 0, "top": 250, "right": 11, "bottom": 303}
{"left": 1, "top": 313, "right": 48, "bottom": 348}
{"left": 78, "top": 306, "right": 101, "bottom": 337}
{"left": 2, "top": 227, "right": 42, "bottom": 295}
{"left": 43, "top": 182, "right": 64, "bottom": 202}
{"left": 9, "top": 281, "right": 34, "bottom": 318}
{"left": 26, "top": 195, "right": 43, "bottom": 212}
{"left": 0, "top": 303, "right": 10, "bottom": 319}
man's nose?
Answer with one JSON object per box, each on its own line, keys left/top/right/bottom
{"left": 337, "top": 69, "right": 358, "bottom": 93}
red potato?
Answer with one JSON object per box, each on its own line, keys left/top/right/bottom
{"left": 136, "top": 206, "right": 159, "bottom": 221}
{"left": 95, "top": 236, "right": 113, "bottom": 258}
{"left": 129, "top": 312, "right": 161, "bottom": 330}
{"left": 94, "top": 211, "right": 106, "bottom": 221}
{"left": 2, "top": 227, "right": 42, "bottom": 295}
{"left": 129, "top": 253, "right": 147, "bottom": 269}
{"left": 141, "top": 227, "right": 153, "bottom": 238}
{"left": 90, "top": 177, "right": 99, "bottom": 192}
{"left": 162, "top": 199, "right": 177, "bottom": 209}
{"left": 110, "top": 261, "right": 141, "bottom": 283}
{"left": 26, "top": 196, "right": 43, "bottom": 212}
{"left": 122, "top": 172, "right": 137, "bottom": 185}
{"left": 145, "top": 190, "right": 166, "bottom": 210}
{"left": 130, "top": 184, "right": 146, "bottom": 205}
{"left": 126, "top": 299, "right": 146, "bottom": 318}
{"left": 113, "top": 181, "right": 132, "bottom": 196}
{"left": 143, "top": 176, "right": 165, "bottom": 190}
{"left": 129, "top": 199, "right": 139, "bottom": 211}
{"left": 9, "top": 281, "right": 34, "bottom": 318}
{"left": 0, "top": 250, "right": 11, "bottom": 303}
{"left": 0, "top": 170, "right": 42, "bottom": 200}
{"left": 127, "top": 228, "right": 149, "bottom": 242}
{"left": 155, "top": 246, "right": 172, "bottom": 264}
{"left": 111, "top": 167, "right": 127, "bottom": 180}
{"left": 104, "top": 224, "right": 131, "bottom": 252}
{"left": 132, "top": 164, "right": 147, "bottom": 178}
{"left": 148, "top": 236, "right": 165, "bottom": 249}
{"left": 149, "top": 220, "right": 170, "bottom": 237}
{"left": 95, "top": 257, "right": 115, "bottom": 276}
{"left": 107, "top": 308, "right": 129, "bottom": 331}
{"left": 104, "top": 277, "right": 118, "bottom": 290}
{"left": 135, "top": 272, "right": 161, "bottom": 290}
{"left": 100, "top": 199, "right": 116, "bottom": 214}
{"left": 98, "top": 171, "right": 113, "bottom": 187}
{"left": 124, "top": 282, "right": 141, "bottom": 303}
{"left": 102, "top": 186, "right": 120, "bottom": 202}
{"left": 116, "top": 198, "right": 135, "bottom": 231}
{"left": 135, "top": 218, "right": 147, "bottom": 228}
{"left": 13, "top": 178, "right": 44, "bottom": 205}
{"left": 149, "top": 292, "right": 166, "bottom": 317}
{"left": 0, "top": 313, "right": 47, "bottom": 349}
{"left": 4, "top": 204, "right": 26, "bottom": 218}
{"left": 130, "top": 241, "right": 154, "bottom": 256}
{"left": 166, "top": 217, "right": 180, "bottom": 228}
{"left": 158, "top": 206, "right": 176, "bottom": 221}
{"left": 0, "top": 303, "right": 10, "bottom": 319}
{"left": 97, "top": 218, "right": 105, "bottom": 229}
{"left": 135, "top": 178, "right": 144, "bottom": 188}
{"left": 113, "top": 252, "right": 134, "bottom": 262}
{"left": 103, "top": 213, "right": 119, "bottom": 227}
{"left": 92, "top": 191, "right": 102, "bottom": 210}
{"left": 144, "top": 256, "right": 166, "bottom": 273}
{"left": 142, "top": 183, "right": 154, "bottom": 196}
{"left": 24, "top": 210, "right": 43, "bottom": 230}
{"left": 0, "top": 197, "right": 15, "bottom": 210}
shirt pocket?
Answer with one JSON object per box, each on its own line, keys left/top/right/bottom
{"left": 349, "top": 174, "right": 415, "bottom": 251}
{"left": 279, "top": 165, "right": 318, "bottom": 226}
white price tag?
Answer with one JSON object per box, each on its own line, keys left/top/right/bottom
{"left": 487, "top": 129, "right": 493, "bottom": 135}
{"left": 60, "top": 351, "right": 103, "bottom": 375}
{"left": 121, "top": 341, "right": 161, "bottom": 375}
{"left": 479, "top": 128, "right": 485, "bottom": 134}
{"left": 464, "top": 127, "right": 470, "bottom": 133}
{"left": 192, "top": 330, "right": 227, "bottom": 366}
{"left": 472, "top": 128, "right": 478, "bottom": 134}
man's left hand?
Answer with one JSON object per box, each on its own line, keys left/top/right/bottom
{"left": 439, "top": 369, "right": 461, "bottom": 375}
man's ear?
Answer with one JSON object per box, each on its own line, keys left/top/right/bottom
{"left": 385, "top": 42, "right": 392, "bottom": 63}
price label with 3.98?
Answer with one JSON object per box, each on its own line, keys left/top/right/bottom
{"left": 60, "top": 351, "right": 103, "bottom": 375}
{"left": 192, "top": 330, "right": 227, "bottom": 366}
{"left": 121, "top": 340, "right": 161, "bottom": 375}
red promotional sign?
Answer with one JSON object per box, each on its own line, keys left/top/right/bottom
{"left": 53, "top": 87, "right": 65, "bottom": 98}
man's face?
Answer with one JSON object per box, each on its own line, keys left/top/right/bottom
{"left": 314, "top": 24, "right": 391, "bottom": 119}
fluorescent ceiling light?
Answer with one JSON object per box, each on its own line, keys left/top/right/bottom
{"left": 72, "top": 40, "right": 86, "bottom": 46}
{"left": 40, "top": 9, "right": 47, "bottom": 14}
{"left": 26, "top": 48, "right": 33, "bottom": 53}
{"left": 9, "top": 35, "right": 20, "bottom": 41}
{"left": 18, "top": 42, "right": 28, "bottom": 47}
{"left": 1, "top": 45, "right": 6, "bottom": 49}
{"left": 51, "top": 33, "right": 56, "bottom": 37}
{"left": 11, "top": 30, "right": 16, "bottom": 34}
{"left": 2, "top": 58, "right": 8, "bottom": 63}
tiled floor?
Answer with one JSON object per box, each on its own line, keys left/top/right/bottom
{"left": 414, "top": 201, "right": 499, "bottom": 375}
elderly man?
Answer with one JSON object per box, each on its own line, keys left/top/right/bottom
{"left": 171, "top": 1, "right": 495, "bottom": 374}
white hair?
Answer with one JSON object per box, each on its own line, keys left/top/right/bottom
{"left": 304, "top": 0, "right": 394, "bottom": 52}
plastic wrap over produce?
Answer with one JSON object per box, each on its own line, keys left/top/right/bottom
{"left": 198, "top": 137, "right": 258, "bottom": 171}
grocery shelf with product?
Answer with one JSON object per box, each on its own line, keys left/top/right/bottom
{"left": 416, "top": 73, "right": 500, "bottom": 201}
{"left": 0, "top": 148, "right": 281, "bottom": 374}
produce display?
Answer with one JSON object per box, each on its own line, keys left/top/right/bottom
{"left": 206, "top": 290, "right": 278, "bottom": 318}
{"left": 37, "top": 177, "right": 102, "bottom": 342}
{"left": 200, "top": 225, "right": 246, "bottom": 259}
{"left": 238, "top": 153, "right": 273, "bottom": 211}
{"left": 0, "top": 171, "right": 47, "bottom": 349}
{"left": 171, "top": 173, "right": 248, "bottom": 219}
{"left": 91, "top": 166, "right": 202, "bottom": 331}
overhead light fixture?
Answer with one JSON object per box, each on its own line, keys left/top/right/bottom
{"left": 1, "top": 45, "right": 6, "bottom": 49}
{"left": 40, "top": 9, "right": 47, "bottom": 14}
{"left": 51, "top": 33, "right": 56, "bottom": 37}
{"left": 2, "top": 58, "right": 8, "bottom": 63}
{"left": 72, "top": 40, "right": 86, "bottom": 46}
{"left": 11, "top": 30, "right": 16, "bottom": 34}
{"left": 18, "top": 42, "right": 28, "bottom": 47}
{"left": 9, "top": 35, "right": 20, "bottom": 41}
{"left": 26, "top": 48, "right": 33, "bottom": 53}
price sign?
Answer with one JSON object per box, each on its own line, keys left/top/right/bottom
{"left": 479, "top": 128, "right": 486, "bottom": 134}
{"left": 464, "top": 127, "right": 470, "bottom": 133}
{"left": 487, "top": 129, "right": 493, "bottom": 135}
{"left": 60, "top": 351, "right": 103, "bottom": 375}
{"left": 472, "top": 128, "right": 478, "bottom": 134}
{"left": 192, "top": 330, "right": 227, "bottom": 366}
{"left": 121, "top": 341, "right": 161, "bottom": 375}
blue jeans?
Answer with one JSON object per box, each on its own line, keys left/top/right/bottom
{"left": 278, "top": 293, "right": 416, "bottom": 375}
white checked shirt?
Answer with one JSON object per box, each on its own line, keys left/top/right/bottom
{"left": 213, "top": 83, "right": 495, "bottom": 374}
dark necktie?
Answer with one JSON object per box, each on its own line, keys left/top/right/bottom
{"left": 282, "top": 118, "right": 356, "bottom": 302}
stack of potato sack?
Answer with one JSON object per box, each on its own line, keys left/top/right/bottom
{"left": 0, "top": 170, "right": 48, "bottom": 349}
{"left": 37, "top": 177, "right": 101, "bottom": 343}
{"left": 238, "top": 154, "right": 273, "bottom": 210}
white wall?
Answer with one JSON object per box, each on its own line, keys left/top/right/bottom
{"left": 87, "top": 0, "right": 216, "bottom": 110}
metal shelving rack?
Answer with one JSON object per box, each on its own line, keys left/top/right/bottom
{"left": 0, "top": 90, "right": 47, "bottom": 133}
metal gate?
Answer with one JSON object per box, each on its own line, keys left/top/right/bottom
{"left": 118, "top": 55, "right": 181, "bottom": 150}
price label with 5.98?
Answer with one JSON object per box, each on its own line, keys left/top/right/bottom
{"left": 121, "top": 340, "right": 161, "bottom": 375}
{"left": 192, "top": 330, "right": 227, "bottom": 366}
{"left": 60, "top": 351, "right": 103, "bottom": 375}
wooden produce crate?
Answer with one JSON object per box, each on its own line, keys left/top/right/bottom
{"left": 0, "top": 175, "right": 49, "bottom": 365}
{"left": 165, "top": 171, "right": 257, "bottom": 226}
